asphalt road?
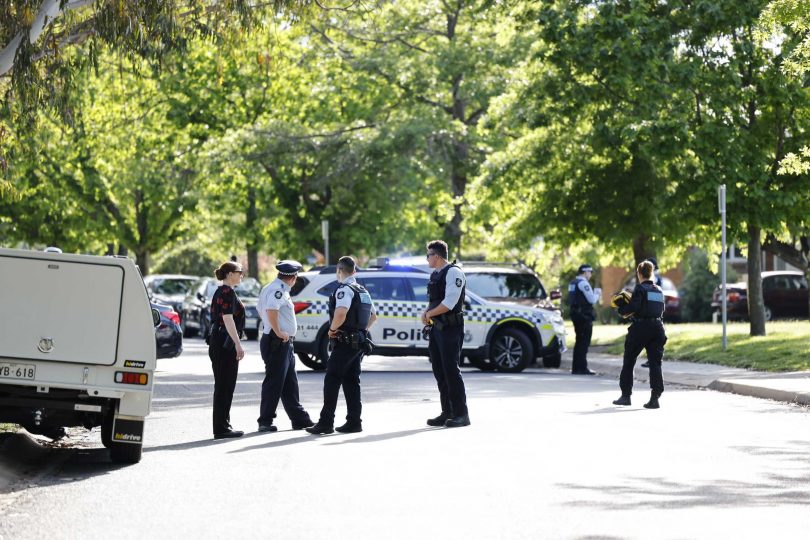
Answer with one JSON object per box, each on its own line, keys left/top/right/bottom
{"left": 1, "top": 337, "right": 809, "bottom": 539}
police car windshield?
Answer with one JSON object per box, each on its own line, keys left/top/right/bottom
{"left": 466, "top": 273, "right": 547, "bottom": 300}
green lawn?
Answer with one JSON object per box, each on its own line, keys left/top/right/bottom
{"left": 569, "top": 321, "right": 810, "bottom": 372}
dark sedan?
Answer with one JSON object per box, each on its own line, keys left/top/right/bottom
{"left": 152, "top": 302, "right": 183, "bottom": 359}
{"left": 180, "top": 277, "right": 262, "bottom": 340}
{"left": 712, "top": 270, "right": 808, "bottom": 321}
{"left": 623, "top": 275, "right": 682, "bottom": 322}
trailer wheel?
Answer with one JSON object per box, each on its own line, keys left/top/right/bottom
{"left": 110, "top": 442, "right": 143, "bottom": 464}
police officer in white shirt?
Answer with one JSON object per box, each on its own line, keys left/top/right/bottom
{"left": 421, "top": 240, "right": 470, "bottom": 428}
{"left": 256, "top": 260, "right": 314, "bottom": 432}
{"left": 567, "top": 264, "right": 602, "bottom": 375}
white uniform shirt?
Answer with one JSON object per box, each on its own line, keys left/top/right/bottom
{"left": 576, "top": 277, "right": 601, "bottom": 305}
{"left": 259, "top": 278, "right": 297, "bottom": 336}
{"left": 441, "top": 264, "right": 466, "bottom": 310}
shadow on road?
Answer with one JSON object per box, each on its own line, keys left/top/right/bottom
{"left": 321, "top": 426, "right": 440, "bottom": 446}
{"left": 144, "top": 430, "right": 266, "bottom": 453}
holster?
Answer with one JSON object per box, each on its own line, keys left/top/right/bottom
{"left": 433, "top": 312, "right": 464, "bottom": 330}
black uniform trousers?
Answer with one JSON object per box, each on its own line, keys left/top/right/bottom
{"left": 208, "top": 332, "right": 239, "bottom": 435}
{"left": 571, "top": 311, "right": 594, "bottom": 373}
{"left": 428, "top": 323, "right": 468, "bottom": 417}
{"left": 318, "top": 342, "right": 363, "bottom": 426}
{"left": 620, "top": 319, "right": 666, "bottom": 397}
{"left": 258, "top": 335, "right": 311, "bottom": 426}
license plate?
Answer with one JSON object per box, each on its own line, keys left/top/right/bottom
{"left": 0, "top": 362, "right": 36, "bottom": 380}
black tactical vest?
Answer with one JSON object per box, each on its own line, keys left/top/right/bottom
{"left": 427, "top": 263, "right": 465, "bottom": 313}
{"left": 328, "top": 282, "right": 372, "bottom": 331}
{"left": 635, "top": 281, "right": 665, "bottom": 319}
{"left": 567, "top": 276, "right": 594, "bottom": 316}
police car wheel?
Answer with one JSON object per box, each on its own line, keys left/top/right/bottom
{"left": 246, "top": 330, "right": 258, "bottom": 340}
{"left": 542, "top": 352, "right": 562, "bottom": 369}
{"left": 181, "top": 318, "right": 196, "bottom": 338}
{"left": 297, "top": 335, "right": 329, "bottom": 371}
{"left": 490, "top": 328, "right": 533, "bottom": 373}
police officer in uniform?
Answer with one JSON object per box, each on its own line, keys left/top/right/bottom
{"left": 612, "top": 260, "right": 667, "bottom": 408}
{"left": 568, "top": 264, "right": 602, "bottom": 375}
{"left": 640, "top": 256, "right": 663, "bottom": 369}
{"left": 256, "top": 260, "right": 314, "bottom": 432}
{"left": 422, "top": 240, "right": 470, "bottom": 428}
{"left": 307, "top": 256, "right": 377, "bottom": 435}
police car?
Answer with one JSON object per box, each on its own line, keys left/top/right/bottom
{"left": 291, "top": 263, "right": 566, "bottom": 373}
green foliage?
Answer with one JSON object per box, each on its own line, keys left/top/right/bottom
{"left": 151, "top": 243, "right": 224, "bottom": 278}
{"left": 679, "top": 249, "right": 720, "bottom": 322}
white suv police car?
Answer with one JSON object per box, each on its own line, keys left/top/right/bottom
{"left": 290, "top": 263, "right": 566, "bottom": 373}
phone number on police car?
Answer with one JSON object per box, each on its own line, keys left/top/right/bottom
{"left": 0, "top": 362, "right": 36, "bottom": 380}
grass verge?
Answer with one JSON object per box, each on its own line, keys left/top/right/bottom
{"left": 577, "top": 320, "right": 810, "bottom": 372}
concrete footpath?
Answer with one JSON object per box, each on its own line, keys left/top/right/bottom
{"left": 563, "top": 352, "right": 810, "bottom": 407}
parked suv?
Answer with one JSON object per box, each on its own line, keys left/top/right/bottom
{"left": 180, "top": 277, "right": 262, "bottom": 339}
{"left": 291, "top": 263, "right": 567, "bottom": 373}
{"left": 711, "top": 271, "right": 809, "bottom": 321}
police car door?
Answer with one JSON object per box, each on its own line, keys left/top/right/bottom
{"left": 357, "top": 276, "right": 419, "bottom": 348}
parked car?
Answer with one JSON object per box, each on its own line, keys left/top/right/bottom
{"left": 711, "top": 271, "right": 809, "bottom": 321}
{"left": 180, "top": 277, "right": 262, "bottom": 339}
{"left": 623, "top": 275, "right": 682, "bottom": 322}
{"left": 144, "top": 274, "right": 199, "bottom": 318}
{"left": 152, "top": 302, "right": 183, "bottom": 359}
{"left": 291, "top": 263, "right": 567, "bottom": 373}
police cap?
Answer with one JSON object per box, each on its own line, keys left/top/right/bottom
{"left": 276, "top": 260, "right": 304, "bottom": 276}
{"left": 577, "top": 264, "right": 593, "bottom": 274}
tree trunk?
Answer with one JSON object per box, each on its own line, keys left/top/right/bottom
{"left": 136, "top": 250, "right": 150, "bottom": 277}
{"left": 442, "top": 137, "right": 468, "bottom": 257}
{"left": 246, "top": 185, "right": 259, "bottom": 279}
{"left": 632, "top": 234, "right": 653, "bottom": 266}
{"left": 747, "top": 224, "right": 766, "bottom": 336}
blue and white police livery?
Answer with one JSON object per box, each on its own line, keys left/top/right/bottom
{"left": 291, "top": 264, "right": 567, "bottom": 373}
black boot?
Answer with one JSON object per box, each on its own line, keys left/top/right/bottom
{"left": 335, "top": 421, "right": 363, "bottom": 433}
{"left": 612, "top": 395, "right": 631, "bottom": 406}
{"left": 444, "top": 414, "right": 471, "bottom": 428}
{"left": 306, "top": 422, "right": 334, "bottom": 435}
{"left": 643, "top": 394, "right": 660, "bottom": 409}
{"left": 427, "top": 412, "right": 451, "bottom": 427}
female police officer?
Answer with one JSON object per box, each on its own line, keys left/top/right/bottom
{"left": 209, "top": 261, "right": 246, "bottom": 439}
{"left": 612, "top": 260, "right": 666, "bottom": 409}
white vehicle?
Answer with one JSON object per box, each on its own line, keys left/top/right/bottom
{"left": 291, "top": 263, "right": 567, "bottom": 373}
{"left": 0, "top": 247, "right": 159, "bottom": 464}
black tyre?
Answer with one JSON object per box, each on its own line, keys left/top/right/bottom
{"left": 470, "top": 356, "right": 498, "bottom": 371}
{"left": 110, "top": 442, "right": 143, "bottom": 464}
{"left": 490, "top": 328, "right": 534, "bottom": 373}
{"left": 180, "top": 317, "right": 197, "bottom": 338}
{"left": 101, "top": 414, "right": 113, "bottom": 448}
{"left": 542, "top": 352, "right": 562, "bottom": 369}
{"left": 245, "top": 330, "right": 258, "bottom": 341}
{"left": 296, "top": 334, "right": 329, "bottom": 371}
{"left": 764, "top": 305, "right": 773, "bottom": 322}
{"left": 200, "top": 314, "right": 210, "bottom": 341}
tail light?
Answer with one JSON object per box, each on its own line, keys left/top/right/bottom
{"left": 293, "top": 302, "right": 312, "bottom": 314}
{"left": 115, "top": 371, "right": 149, "bottom": 385}
{"left": 162, "top": 310, "right": 180, "bottom": 325}
{"left": 727, "top": 292, "right": 741, "bottom": 303}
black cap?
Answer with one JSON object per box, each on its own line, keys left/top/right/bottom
{"left": 276, "top": 260, "right": 303, "bottom": 276}
{"left": 578, "top": 264, "right": 593, "bottom": 274}
{"left": 646, "top": 257, "right": 659, "bottom": 270}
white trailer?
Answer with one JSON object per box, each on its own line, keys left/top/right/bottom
{"left": 0, "top": 247, "right": 157, "bottom": 463}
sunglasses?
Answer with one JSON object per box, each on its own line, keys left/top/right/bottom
{"left": 426, "top": 252, "right": 437, "bottom": 259}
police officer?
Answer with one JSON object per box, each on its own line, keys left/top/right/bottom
{"left": 612, "top": 260, "right": 666, "bottom": 408}
{"left": 256, "top": 260, "right": 314, "bottom": 432}
{"left": 568, "top": 264, "right": 602, "bottom": 375}
{"left": 421, "top": 240, "right": 470, "bottom": 428}
{"left": 307, "top": 256, "right": 377, "bottom": 435}
{"left": 640, "top": 256, "right": 663, "bottom": 369}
